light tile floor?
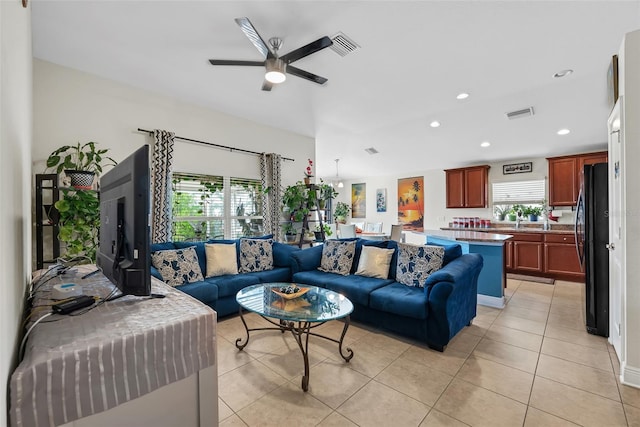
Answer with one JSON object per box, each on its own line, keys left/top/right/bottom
{"left": 217, "top": 279, "right": 639, "bottom": 426}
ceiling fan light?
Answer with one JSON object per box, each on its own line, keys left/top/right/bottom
{"left": 265, "top": 58, "right": 287, "bottom": 84}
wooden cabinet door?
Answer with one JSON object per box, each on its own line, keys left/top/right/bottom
{"left": 548, "top": 157, "right": 578, "bottom": 206}
{"left": 505, "top": 240, "right": 513, "bottom": 269}
{"left": 544, "top": 243, "right": 583, "bottom": 278}
{"left": 578, "top": 151, "right": 608, "bottom": 191}
{"left": 445, "top": 169, "right": 465, "bottom": 208}
{"left": 465, "top": 166, "right": 488, "bottom": 208}
{"left": 513, "top": 242, "right": 543, "bottom": 272}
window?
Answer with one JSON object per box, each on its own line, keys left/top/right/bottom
{"left": 171, "top": 173, "right": 263, "bottom": 241}
{"left": 492, "top": 179, "right": 546, "bottom": 218}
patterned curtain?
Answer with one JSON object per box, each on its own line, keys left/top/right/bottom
{"left": 260, "top": 153, "right": 282, "bottom": 240}
{"left": 151, "top": 129, "right": 175, "bottom": 243}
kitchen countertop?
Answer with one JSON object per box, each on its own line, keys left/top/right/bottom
{"left": 441, "top": 226, "right": 574, "bottom": 235}
{"left": 414, "top": 229, "right": 513, "bottom": 243}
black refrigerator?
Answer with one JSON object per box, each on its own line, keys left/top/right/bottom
{"left": 575, "top": 163, "right": 609, "bottom": 337}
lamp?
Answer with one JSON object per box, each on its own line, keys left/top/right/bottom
{"left": 265, "top": 58, "right": 286, "bottom": 84}
{"left": 334, "top": 159, "right": 344, "bottom": 188}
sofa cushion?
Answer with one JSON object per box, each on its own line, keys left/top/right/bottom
{"left": 319, "top": 240, "right": 356, "bottom": 275}
{"left": 239, "top": 238, "right": 274, "bottom": 273}
{"left": 273, "top": 242, "right": 299, "bottom": 268}
{"left": 369, "top": 283, "right": 428, "bottom": 319}
{"left": 151, "top": 242, "right": 176, "bottom": 252}
{"left": 174, "top": 241, "right": 207, "bottom": 275}
{"left": 255, "top": 267, "right": 291, "bottom": 283}
{"left": 355, "top": 246, "right": 395, "bottom": 279}
{"left": 205, "top": 243, "right": 238, "bottom": 277}
{"left": 206, "top": 273, "right": 261, "bottom": 298}
{"left": 425, "top": 239, "right": 463, "bottom": 266}
{"left": 151, "top": 246, "right": 204, "bottom": 287}
{"left": 325, "top": 274, "right": 394, "bottom": 306}
{"left": 292, "top": 270, "right": 335, "bottom": 289}
{"left": 351, "top": 239, "right": 390, "bottom": 274}
{"left": 177, "top": 279, "right": 219, "bottom": 305}
{"left": 396, "top": 243, "right": 445, "bottom": 287}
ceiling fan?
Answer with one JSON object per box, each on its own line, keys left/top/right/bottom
{"left": 209, "top": 17, "right": 333, "bottom": 91}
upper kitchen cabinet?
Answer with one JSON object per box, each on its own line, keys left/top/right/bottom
{"left": 445, "top": 165, "right": 490, "bottom": 208}
{"left": 547, "top": 151, "right": 607, "bottom": 207}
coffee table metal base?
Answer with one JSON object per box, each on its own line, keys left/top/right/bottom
{"left": 235, "top": 308, "right": 354, "bottom": 391}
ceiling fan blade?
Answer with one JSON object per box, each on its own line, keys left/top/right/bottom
{"left": 234, "top": 17, "right": 273, "bottom": 58}
{"left": 261, "top": 80, "right": 273, "bottom": 91}
{"left": 287, "top": 65, "right": 328, "bottom": 85}
{"left": 280, "top": 36, "right": 332, "bottom": 64}
{"left": 209, "top": 59, "right": 264, "bottom": 67}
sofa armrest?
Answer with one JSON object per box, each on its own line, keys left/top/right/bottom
{"left": 424, "top": 253, "right": 483, "bottom": 349}
{"left": 290, "top": 245, "right": 324, "bottom": 274}
{"left": 150, "top": 265, "right": 164, "bottom": 282}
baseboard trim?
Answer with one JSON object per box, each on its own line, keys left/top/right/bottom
{"left": 477, "top": 294, "right": 505, "bottom": 309}
{"left": 621, "top": 363, "right": 640, "bottom": 389}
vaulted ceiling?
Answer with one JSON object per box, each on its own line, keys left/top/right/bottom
{"left": 31, "top": 1, "right": 640, "bottom": 179}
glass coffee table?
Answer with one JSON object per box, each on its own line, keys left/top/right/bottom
{"left": 235, "top": 283, "right": 354, "bottom": 391}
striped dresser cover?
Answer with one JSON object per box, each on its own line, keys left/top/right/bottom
{"left": 10, "top": 266, "right": 217, "bottom": 427}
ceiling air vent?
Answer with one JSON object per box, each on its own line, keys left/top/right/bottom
{"left": 364, "top": 147, "right": 379, "bottom": 155}
{"left": 506, "top": 107, "right": 535, "bottom": 120}
{"left": 330, "top": 32, "right": 360, "bottom": 57}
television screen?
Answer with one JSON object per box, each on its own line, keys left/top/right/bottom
{"left": 97, "top": 145, "right": 151, "bottom": 296}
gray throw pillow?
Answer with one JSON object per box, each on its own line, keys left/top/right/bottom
{"left": 396, "top": 243, "right": 444, "bottom": 287}
{"left": 318, "top": 240, "right": 356, "bottom": 276}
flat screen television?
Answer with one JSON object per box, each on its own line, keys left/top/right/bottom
{"left": 97, "top": 144, "right": 151, "bottom": 296}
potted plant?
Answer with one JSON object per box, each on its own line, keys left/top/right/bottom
{"left": 46, "top": 141, "right": 116, "bottom": 189}
{"left": 314, "top": 223, "right": 333, "bottom": 241}
{"left": 508, "top": 204, "right": 524, "bottom": 222}
{"left": 494, "top": 205, "right": 511, "bottom": 221}
{"left": 317, "top": 180, "right": 338, "bottom": 210}
{"left": 282, "top": 181, "right": 316, "bottom": 221}
{"left": 523, "top": 206, "right": 543, "bottom": 221}
{"left": 334, "top": 202, "right": 350, "bottom": 224}
{"left": 281, "top": 222, "right": 297, "bottom": 243}
{"left": 54, "top": 189, "right": 100, "bottom": 261}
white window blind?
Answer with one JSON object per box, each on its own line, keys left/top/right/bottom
{"left": 492, "top": 179, "right": 545, "bottom": 204}
{"left": 229, "top": 177, "right": 264, "bottom": 238}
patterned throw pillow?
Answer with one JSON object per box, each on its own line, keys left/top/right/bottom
{"left": 239, "top": 238, "right": 274, "bottom": 273}
{"left": 396, "top": 243, "right": 445, "bottom": 287}
{"left": 355, "top": 246, "right": 395, "bottom": 279}
{"left": 318, "top": 240, "right": 356, "bottom": 276}
{"left": 151, "top": 246, "right": 204, "bottom": 287}
{"left": 205, "top": 243, "right": 238, "bottom": 277}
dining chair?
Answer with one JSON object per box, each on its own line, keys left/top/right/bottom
{"left": 390, "top": 224, "right": 404, "bottom": 242}
{"left": 338, "top": 224, "right": 356, "bottom": 238}
{"left": 351, "top": 221, "right": 365, "bottom": 232}
{"left": 365, "top": 222, "right": 383, "bottom": 233}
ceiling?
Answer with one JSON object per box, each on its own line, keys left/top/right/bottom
{"left": 31, "top": 1, "right": 640, "bottom": 180}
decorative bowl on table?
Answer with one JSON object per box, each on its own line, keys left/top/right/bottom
{"left": 271, "top": 285, "right": 310, "bottom": 300}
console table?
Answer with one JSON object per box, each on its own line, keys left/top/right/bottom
{"left": 10, "top": 265, "right": 218, "bottom": 427}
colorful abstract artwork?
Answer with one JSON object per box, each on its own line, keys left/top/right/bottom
{"left": 351, "top": 183, "right": 366, "bottom": 218}
{"left": 376, "top": 188, "right": 387, "bottom": 212}
{"left": 397, "top": 177, "right": 424, "bottom": 231}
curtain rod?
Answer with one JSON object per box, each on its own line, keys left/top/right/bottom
{"left": 137, "top": 128, "right": 295, "bottom": 162}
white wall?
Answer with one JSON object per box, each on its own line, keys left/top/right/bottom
{"left": 333, "top": 155, "right": 589, "bottom": 239}
{"left": 0, "top": 1, "right": 32, "bottom": 425}
{"left": 33, "top": 59, "right": 314, "bottom": 185}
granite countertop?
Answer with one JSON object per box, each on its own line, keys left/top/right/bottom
{"left": 440, "top": 226, "right": 574, "bottom": 235}
{"left": 415, "top": 229, "right": 513, "bottom": 243}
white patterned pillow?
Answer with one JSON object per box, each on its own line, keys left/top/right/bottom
{"left": 318, "top": 240, "right": 356, "bottom": 276}
{"left": 396, "top": 243, "right": 445, "bottom": 287}
{"left": 239, "top": 238, "right": 274, "bottom": 273}
{"left": 205, "top": 243, "right": 238, "bottom": 277}
{"left": 151, "top": 246, "right": 204, "bottom": 287}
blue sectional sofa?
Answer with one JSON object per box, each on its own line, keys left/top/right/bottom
{"left": 290, "top": 239, "right": 483, "bottom": 351}
{"left": 150, "top": 238, "right": 299, "bottom": 317}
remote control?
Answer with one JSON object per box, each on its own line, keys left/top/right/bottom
{"left": 52, "top": 295, "right": 95, "bottom": 314}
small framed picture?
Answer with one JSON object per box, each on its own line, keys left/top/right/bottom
{"left": 503, "top": 162, "right": 532, "bottom": 175}
{"left": 376, "top": 188, "right": 387, "bottom": 212}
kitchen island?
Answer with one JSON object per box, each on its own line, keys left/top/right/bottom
{"left": 411, "top": 229, "right": 513, "bottom": 308}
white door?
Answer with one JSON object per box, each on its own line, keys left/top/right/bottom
{"left": 608, "top": 98, "right": 624, "bottom": 359}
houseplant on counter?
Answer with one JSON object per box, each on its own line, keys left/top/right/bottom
{"left": 334, "top": 202, "right": 350, "bottom": 224}
{"left": 523, "top": 205, "right": 543, "bottom": 222}
{"left": 46, "top": 141, "right": 116, "bottom": 189}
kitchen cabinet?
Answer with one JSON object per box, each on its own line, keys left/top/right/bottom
{"left": 505, "top": 240, "right": 513, "bottom": 269}
{"left": 511, "top": 233, "right": 543, "bottom": 273}
{"left": 543, "top": 233, "right": 584, "bottom": 281}
{"left": 445, "top": 165, "right": 490, "bottom": 208}
{"left": 547, "top": 151, "right": 607, "bottom": 207}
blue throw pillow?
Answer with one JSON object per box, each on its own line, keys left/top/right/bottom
{"left": 150, "top": 246, "right": 204, "bottom": 287}
{"left": 396, "top": 243, "right": 445, "bottom": 287}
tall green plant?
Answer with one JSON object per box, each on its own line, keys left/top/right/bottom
{"left": 46, "top": 141, "right": 116, "bottom": 174}
{"left": 54, "top": 189, "right": 100, "bottom": 261}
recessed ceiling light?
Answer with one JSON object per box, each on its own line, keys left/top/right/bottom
{"left": 557, "top": 128, "right": 571, "bottom": 135}
{"left": 430, "top": 121, "right": 441, "bottom": 128}
{"left": 553, "top": 69, "right": 573, "bottom": 78}
{"left": 480, "top": 141, "right": 491, "bottom": 148}
{"left": 456, "top": 92, "right": 469, "bottom": 100}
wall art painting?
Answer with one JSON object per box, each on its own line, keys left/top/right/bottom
{"left": 376, "top": 188, "right": 387, "bottom": 212}
{"left": 397, "top": 177, "right": 424, "bottom": 232}
{"left": 351, "top": 183, "right": 366, "bottom": 218}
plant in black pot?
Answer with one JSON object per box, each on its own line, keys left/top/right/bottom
{"left": 46, "top": 141, "right": 116, "bottom": 189}
{"left": 282, "top": 222, "right": 297, "bottom": 243}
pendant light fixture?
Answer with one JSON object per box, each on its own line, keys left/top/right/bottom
{"left": 334, "top": 159, "right": 344, "bottom": 188}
